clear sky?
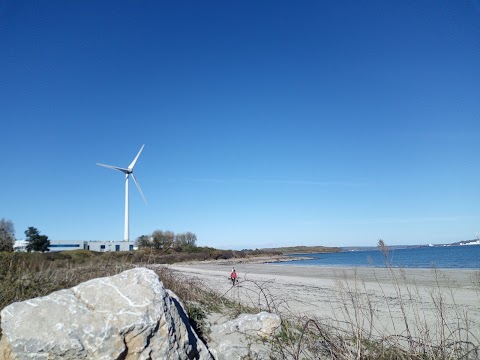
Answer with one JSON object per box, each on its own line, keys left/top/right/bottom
{"left": 1, "top": 1, "right": 479, "bottom": 249}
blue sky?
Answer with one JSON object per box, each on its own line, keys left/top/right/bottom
{"left": 1, "top": 1, "right": 479, "bottom": 249}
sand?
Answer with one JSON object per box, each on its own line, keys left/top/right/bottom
{"left": 166, "top": 260, "right": 480, "bottom": 341}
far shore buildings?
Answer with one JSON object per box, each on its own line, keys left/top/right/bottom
{"left": 13, "top": 240, "right": 134, "bottom": 252}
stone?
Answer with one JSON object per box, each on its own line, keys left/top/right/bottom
{"left": 210, "top": 311, "right": 281, "bottom": 337}
{"left": 0, "top": 267, "right": 212, "bottom": 360}
{"left": 208, "top": 312, "right": 281, "bottom": 360}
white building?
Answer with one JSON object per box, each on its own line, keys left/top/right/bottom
{"left": 14, "top": 240, "right": 134, "bottom": 252}
{"left": 459, "top": 240, "right": 480, "bottom": 246}
{"left": 86, "top": 241, "right": 134, "bottom": 252}
{"left": 13, "top": 240, "right": 28, "bottom": 252}
{"left": 49, "top": 240, "right": 85, "bottom": 252}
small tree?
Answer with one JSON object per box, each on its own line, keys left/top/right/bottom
{"left": 152, "top": 230, "right": 174, "bottom": 250}
{"left": 174, "top": 233, "right": 187, "bottom": 249}
{"left": 135, "top": 235, "right": 152, "bottom": 249}
{"left": 25, "top": 227, "right": 50, "bottom": 252}
{"left": 0, "top": 218, "right": 15, "bottom": 252}
{"left": 174, "top": 232, "right": 197, "bottom": 252}
{"left": 184, "top": 232, "right": 197, "bottom": 247}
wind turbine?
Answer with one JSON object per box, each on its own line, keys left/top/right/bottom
{"left": 97, "top": 145, "right": 147, "bottom": 242}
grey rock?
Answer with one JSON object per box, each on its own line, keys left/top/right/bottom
{"left": 208, "top": 338, "right": 272, "bottom": 360}
{"left": 208, "top": 312, "right": 281, "bottom": 360}
{"left": 0, "top": 268, "right": 212, "bottom": 360}
{"left": 211, "top": 311, "right": 281, "bottom": 337}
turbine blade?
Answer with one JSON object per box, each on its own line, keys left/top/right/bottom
{"left": 131, "top": 173, "right": 147, "bottom": 204}
{"left": 128, "top": 144, "right": 145, "bottom": 171}
{"left": 96, "top": 163, "right": 129, "bottom": 174}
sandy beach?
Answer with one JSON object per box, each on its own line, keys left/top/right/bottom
{"left": 167, "top": 260, "right": 480, "bottom": 342}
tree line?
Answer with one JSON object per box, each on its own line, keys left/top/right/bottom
{"left": 0, "top": 218, "right": 50, "bottom": 252}
{"left": 135, "top": 230, "right": 198, "bottom": 252}
{"left": 1, "top": 218, "right": 199, "bottom": 254}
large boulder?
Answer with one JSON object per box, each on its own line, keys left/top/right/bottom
{"left": 0, "top": 267, "right": 212, "bottom": 360}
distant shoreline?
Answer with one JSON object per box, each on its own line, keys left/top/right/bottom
{"left": 176, "top": 254, "right": 314, "bottom": 266}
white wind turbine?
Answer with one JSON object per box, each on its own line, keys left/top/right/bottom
{"left": 97, "top": 145, "right": 147, "bottom": 242}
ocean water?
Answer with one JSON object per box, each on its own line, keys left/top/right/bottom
{"left": 283, "top": 245, "right": 480, "bottom": 269}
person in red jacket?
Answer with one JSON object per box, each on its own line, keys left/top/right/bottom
{"left": 230, "top": 269, "right": 237, "bottom": 286}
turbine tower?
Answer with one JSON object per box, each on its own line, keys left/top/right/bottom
{"left": 97, "top": 145, "right": 147, "bottom": 242}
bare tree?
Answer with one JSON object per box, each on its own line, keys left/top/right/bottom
{"left": 0, "top": 218, "right": 15, "bottom": 252}
{"left": 174, "top": 232, "right": 197, "bottom": 251}
{"left": 174, "top": 233, "right": 187, "bottom": 249}
{"left": 185, "top": 232, "right": 197, "bottom": 246}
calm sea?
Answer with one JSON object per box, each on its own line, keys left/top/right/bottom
{"left": 283, "top": 245, "right": 480, "bottom": 269}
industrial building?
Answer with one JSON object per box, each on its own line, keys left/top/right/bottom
{"left": 85, "top": 241, "right": 134, "bottom": 252}
{"left": 13, "top": 240, "right": 134, "bottom": 252}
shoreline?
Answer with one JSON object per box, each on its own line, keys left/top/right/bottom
{"left": 175, "top": 253, "right": 480, "bottom": 271}
{"left": 174, "top": 254, "right": 315, "bottom": 266}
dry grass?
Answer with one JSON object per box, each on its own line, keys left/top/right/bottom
{"left": 0, "top": 252, "right": 135, "bottom": 338}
